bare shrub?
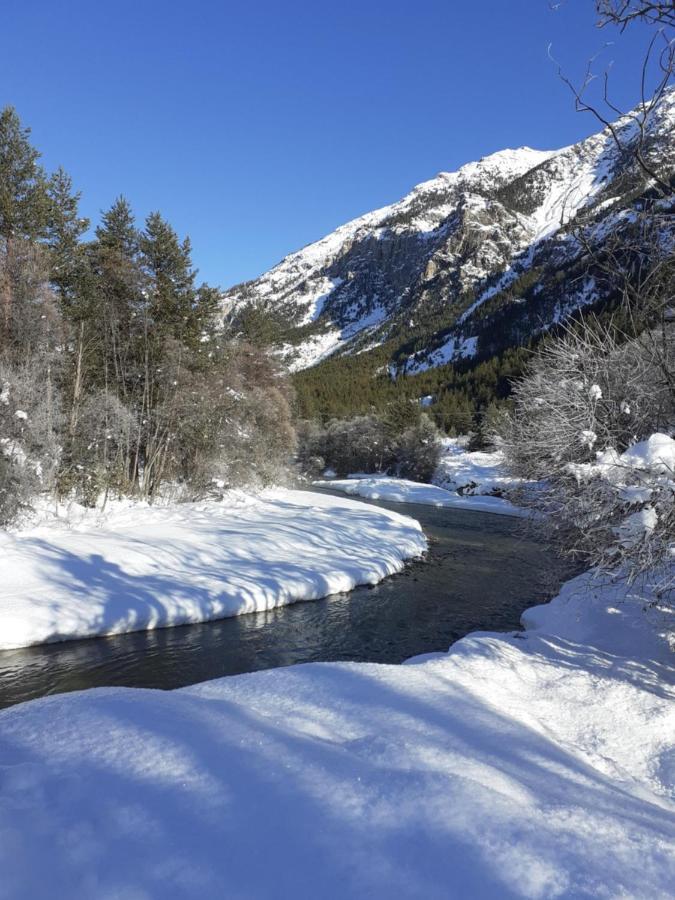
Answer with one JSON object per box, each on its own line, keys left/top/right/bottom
{"left": 393, "top": 415, "right": 442, "bottom": 482}
{"left": 0, "top": 352, "right": 63, "bottom": 522}
{"left": 500, "top": 319, "right": 674, "bottom": 590}
{"left": 297, "top": 411, "right": 442, "bottom": 482}
{"left": 143, "top": 341, "right": 297, "bottom": 497}
{"left": 503, "top": 319, "right": 673, "bottom": 478}
{"left": 59, "top": 389, "right": 136, "bottom": 504}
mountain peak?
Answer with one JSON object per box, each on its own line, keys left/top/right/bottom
{"left": 224, "top": 95, "right": 674, "bottom": 375}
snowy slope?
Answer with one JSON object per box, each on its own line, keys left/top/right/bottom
{"left": 224, "top": 90, "right": 675, "bottom": 374}
{"left": 0, "top": 489, "right": 425, "bottom": 650}
{"left": 0, "top": 568, "right": 672, "bottom": 899}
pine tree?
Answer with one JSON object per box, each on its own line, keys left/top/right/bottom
{"left": 0, "top": 107, "right": 50, "bottom": 241}
{"left": 46, "top": 167, "right": 89, "bottom": 303}
{"left": 140, "top": 212, "right": 197, "bottom": 344}
{"left": 0, "top": 107, "right": 51, "bottom": 342}
{"left": 95, "top": 196, "right": 139, "bottom": 258}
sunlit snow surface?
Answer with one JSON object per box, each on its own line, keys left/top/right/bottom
{"left": 0, "top": 489, "right": 426, "bottom": 650}
{"left": 0, "top": 567, "right": 673, "bottom": 898}
{"left": 318, "top": 475, "right": 524, "bottom": 516}
{"left": 316, "top": 438, "right": 525, "bottom": 515}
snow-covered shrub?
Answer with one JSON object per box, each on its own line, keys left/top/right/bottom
{"left": 0, "top": 355, "right": 63, "bottom": 524}
{"left": 564, "top": 434, "right": 675, "bottom": 584}
{"left": 500, "top": 319, "right": 674, "bottom": 592}
{"left": 502, "top": 321, "right": 673, "bottom": 478}
{"left": 58, "top": 390, "right": 136, "bottom": 505}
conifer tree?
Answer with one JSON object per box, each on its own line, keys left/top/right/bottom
{"left": 46, "top": 167, "right": 89, "bottom": 304}
{"left": 0, "top": 107, "right": 50, "bottom": 242}
{"left": 0, "top": 106, "right": 51, "bottom": 342}
{"left": 95, "top": 196, "right": 139, "bottom": 258}
{"left": 140, "top": 212, "right": 197, "bottom": 344}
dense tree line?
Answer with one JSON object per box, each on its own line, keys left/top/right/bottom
{"left": 292, "top": 339, "right": 532, "bottom": 435}
{"left": 0, "top": 108, "right": 295, "bottom": 522}
{"left": 297, "top": 402, "right": 441, "bottom": 482}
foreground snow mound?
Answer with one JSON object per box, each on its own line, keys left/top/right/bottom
{"left": 318, "top": 473, "right": 525, "bottom": 516}
{"left": 0, "top": 489, "right": 426, "bottom": 650}
{"left": 0, "top": 570, "right": 673, "bottom": 899}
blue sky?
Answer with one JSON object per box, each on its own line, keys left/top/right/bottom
{"left": 1, "top": 0, "right": 657, "bottom": 287}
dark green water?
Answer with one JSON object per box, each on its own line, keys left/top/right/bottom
{"left": 0, "top": 493, "right": 576, "bottom": 709}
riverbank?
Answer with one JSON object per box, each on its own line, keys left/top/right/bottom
{"left": 0, "top": 497, "right": 571, "bottom": 709}
{"left": 0, "top": 565, "right": 672, "bottom": 898}
{"left": 315, "top": 474, "right": 525, "bottom": 515}
{"left": 0, "top": 489, "right": 426, "bottom": 650}
{"left": 314, "top": 437, "right": 526, "bottom": 515}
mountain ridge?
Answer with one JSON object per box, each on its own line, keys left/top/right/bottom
{"left": 223, "top": 91, "right": 675, "bottom": 381}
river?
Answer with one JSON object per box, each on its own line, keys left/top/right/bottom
{"left": 0, "top": 492, "right": 577, "bottom": 709}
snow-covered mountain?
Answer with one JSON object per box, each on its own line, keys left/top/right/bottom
{"left": 223, "top": 91, "right": 675, "bottom": 374}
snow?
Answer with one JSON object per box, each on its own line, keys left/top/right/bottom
{"left": 316, "top": 474, "right": 525, "bottom": 516}
{"left": 280, "top": 329, "right": 342, "bottom": 372}
{"left": 567, "top": 434, "right": 675, "bottom": 497}
{"left": 0, "top": 563, "right": 672, "bottom": 899}
{"left": 297, "top": 276, "right": 344, "bottom": 325}
{"left": 0, "top": 489, "right": 426, "bottom": 651}
{"left": 579, "top": 429, "right": 597, "bottom": 449}
{"left": 433, "top": 437, "right": 523, "bottom": 496}
{"left": 281, "top": 303, "right": 389, "bottom": 371}
{"left": 405, "top": 334, "right": 478, "bottom": 374}
{"left": 221, "top": 92, "right": 675, "bottom": 373}
{"left": 313, "top": 440, "right": 526, "bottom": 515}
{"left": 621, "top": 433, "right": 675, "bottom": 475}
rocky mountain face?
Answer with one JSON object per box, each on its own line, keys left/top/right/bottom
{"left": 223, "top": 91, "right": 675, "bottom": 376}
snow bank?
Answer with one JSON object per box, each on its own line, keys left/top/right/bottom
{"left": 316, "top": 472, "right": 525, "bottom": 516}
{"left": 0, "top": 568, "right": 673, "bottom": 899}
{"left": 0, "top": 489, "right": 426, "bottom": 650}
{"left": 433, "top": 437, "right": 523, "bottom": 496}
{"left": 567, "top": 433, "right": 675, "bottom": 555}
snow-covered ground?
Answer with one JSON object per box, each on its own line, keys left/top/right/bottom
{"left": 0, "top": 567, "right": 673, "bottom": 899}
{"left": 0, "top": 489, "right": 426, "bottom": 651}
{"left": 317, "top": 474, "right": 525, "bottom": 516}
{"left": 314, "top": 438, "right": 525, "bottom": 515}
{"left": 433, "top": 436, "right": 523, "bottom": 495}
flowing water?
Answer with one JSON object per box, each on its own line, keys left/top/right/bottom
{"left": 0, "top": 492, "right": 577, "bottom": 709}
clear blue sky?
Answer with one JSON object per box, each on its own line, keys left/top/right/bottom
{"left": 1, "top": 0, "right": 657, "bottom": 288}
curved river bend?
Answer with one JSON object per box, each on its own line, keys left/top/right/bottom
{"left": 0, "top": 493, "right": 577, "bottom": 709}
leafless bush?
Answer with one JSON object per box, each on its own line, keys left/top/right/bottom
{"left": 502, "top": 319, "right": 673, "bottom": 478}
{"left": 0, "top": 353, "right": 63, "bottom": 522}
{"left": 394, "top": 415, "right": 442, "bottom": 482}
{"left": 59, "top": 389, "right": 136, "bottom": 504}
{"left": 142, "top": 341, "right": 297, "bottom": 497}
{"left": 500, "top": 318, "right": 674, "bottom": 591}
{"left": 297, "top": 411, "right": 442, "bottom": 481}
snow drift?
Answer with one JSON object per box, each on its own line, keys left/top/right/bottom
{"left": 0, "top": 568, "right": 672, "bottom": 899}
{"left": 0, "top": 489, "right": 426, "bottom": 650}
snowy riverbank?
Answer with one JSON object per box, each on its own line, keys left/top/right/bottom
{"left": 316, "top": 474, "right": 525, "bottom": 515}
{"left": 0, "top": 567, "right": 672, "bottom": 898}
{"left": 0, "top": 489, "right": 426, "bottom": 650}
{"left": 314, "top": 438, "right": 526, "bottom": 515}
